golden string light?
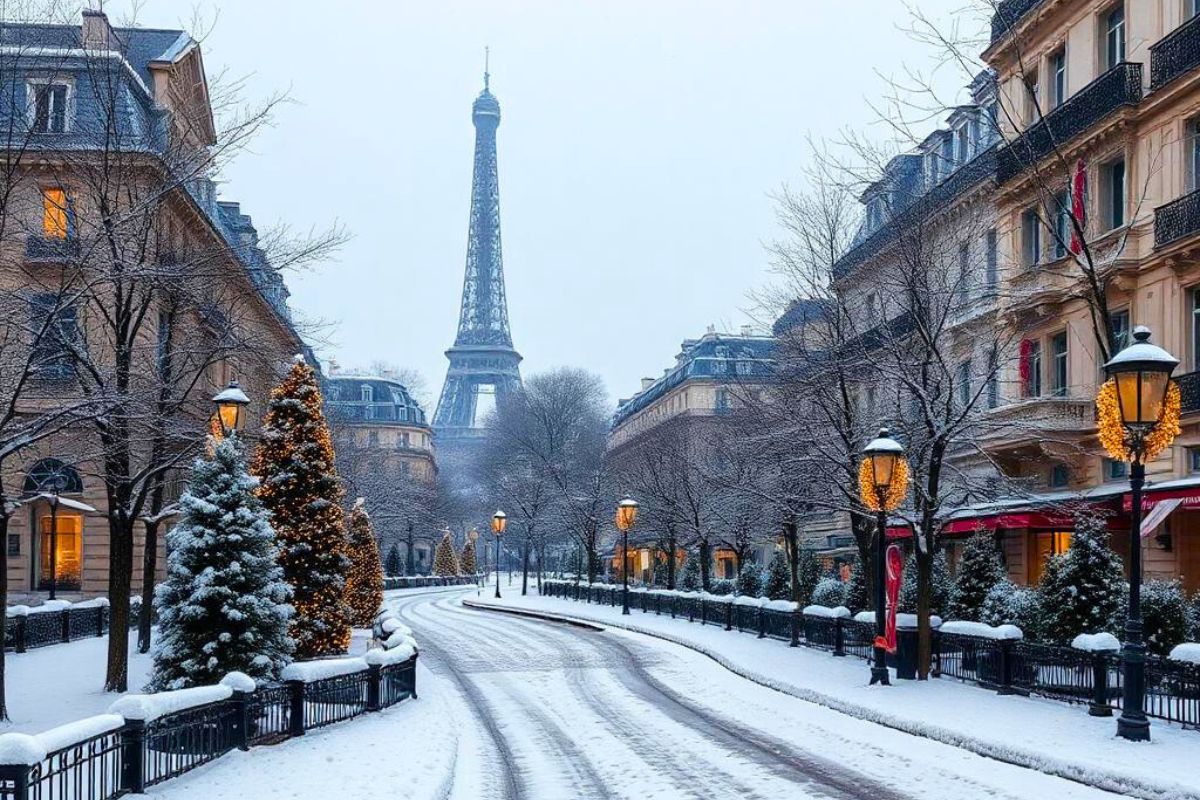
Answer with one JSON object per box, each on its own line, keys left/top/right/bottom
{"left": 1096, "top": 378, "right": 1181, "bottom": 463}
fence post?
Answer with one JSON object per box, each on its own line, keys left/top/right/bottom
{"left": 287, "top": 679, "right": 306, "bottom": 737}
{"left": 0, "top": 765, "right": 32, "bottom": 800}
{"left": 724, "top": 603, "right": 732, "bottom": 631}
{"left": 996, "top": 639, "right": 1017, "bottom": 695}
{"left": 366, "top": 665, "right": 382, "bottom": 712}
{"left": 1089, "top": 653, "right": 1113, "bottom": 717}
{"left": 119, "top": 719, "right": 146, "bottom": 794}
{"left": 669, "top": 597, "right": 676, "bottom": 619}
{"left": 230, "top": 689, "right": 251, "bottom": 751}
{"left": 700, "top": 599, "right": 707, "bottom": 625}
{"left": 60, "top": 610, "right": 71, "bottom": 644}
{"left": 833, "top": 617, "right": 846, "bottom": 657}
{"left": 410, "top": 655, "right": 419, "bottom": 699}
{"left": 757, "top": 608, "right": 766, "bottom": 639}
{"left": 97, "top": 606, "right": 106, "bottom": 637}
{"left": 789, "top": 612, "right": 800, "bottom": 647}
{"left": 14, "top": 615, "right": 26, "bottom": 654}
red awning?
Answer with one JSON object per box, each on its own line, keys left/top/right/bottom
{"left": 885, "top": 526, "right": 911, "bottom": 540}
{"left": 942, "top": 511, "right": 1077, "bottom": 534}
{"left": 1122, "top": 485, "right": 1200, "bottom": 512}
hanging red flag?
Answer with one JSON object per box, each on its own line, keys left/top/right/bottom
{"left": 1069, "top": 158, "right": 1087, "bottom": 255}
{"left": 874, "top": 543, "right": 904, "bottom": 654}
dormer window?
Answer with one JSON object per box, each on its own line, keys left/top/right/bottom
{"left": 955, "top": 124, "right": 970, "bottom": 165}
{"left": 361, "top": 385, "right": 373, "bottom": 403}
{"left": 28, "top": 81, "right": 69, "bottom": 134}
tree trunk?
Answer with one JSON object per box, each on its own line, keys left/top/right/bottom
{"left": 105, "top": 514, "right": 135, "bottom": 692}
{"left": 137, "top": 517, "right": 159, "bottom": 654}
{"left": 784, "top": 518, "right": 801, "bottom": 605}
{"left": 916, "top": 550, "right": 933, "bottom": 680}
{"left": 666, "top": 524, "right": 677, "bottom": 589}
{"left": 0, "top": 511, "right": 11, "bottom": 721}
{"left": 699, "top": 538, "right": 711, "bottom": 591}
{"left": 405, "top": 524, "right": 416, "bottom": 576}
{"left": 521, "top": 529, "right": 530, "bottom": 596}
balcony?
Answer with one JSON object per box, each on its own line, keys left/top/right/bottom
{"left": 1178, "top": 370, "right": 1200, "bottom": 414}
{"left": 1154, "top": 189, "right": 1200, "bottom": 249}
{"left": 980, "top": 395, "right": 1096, "bottom": 457}
{"left": 989, "top": 0, "right": 1045, "bottom": 44}
{"left": 996, "top": 63, "right": 1143, "bottom": 186}
{"left": 25, "top": 236, "right": 80, "bottom": 262}
{"left": 1151, "top": 13, "right": 1200, "bottom": 92}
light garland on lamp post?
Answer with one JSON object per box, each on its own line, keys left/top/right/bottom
{"left": 859, "top": 428, "right": 908, "bottom": 687}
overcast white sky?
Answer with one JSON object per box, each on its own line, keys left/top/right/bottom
{"left": 109, "top": 0, "right": 986, "bottom": 410}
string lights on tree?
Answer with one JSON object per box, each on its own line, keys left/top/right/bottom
{"left": 343, "top": 498, "right": 385, "bottom": 627}
{"left": 432, "top": 529, "right": 460, "bottom": 577}
{"left": 253, "top": 355, "right": 352, "bottom": 657}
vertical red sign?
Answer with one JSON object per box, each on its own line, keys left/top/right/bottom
{"left": 884, "top": 544, "right": 903, "bottom": 653}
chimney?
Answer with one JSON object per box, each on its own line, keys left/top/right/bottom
{"left": 640, "top": 377, "right": 654, "bottom": 391}
{"left": 328, "top": 359, "right": 340, "bottom": 376}
{"left": 81, "top": 9, "right": 117, "bottom": 51}
{"left": 740, "top": 324, "right": 754, "bottom": 337}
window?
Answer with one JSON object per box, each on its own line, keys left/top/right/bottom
{"left": 1024, "top": 68, "right": 1040, "bottom": 123}
{"left": 6, "top": 534, "right": 17, "bottom": 557}
{"left": 1050, "top": 331, "right": 1069, "bottom": 396}
{"left": 1054, "top": 190, "right": 1071, "bottom": 258}
{"left": 1105, "top": 458, "right": 1129, "bottom": 481}
{"left": 361, "top": 385, "right": 373, "bottom": 403}
{"left": 41, "top": 187, "right": 70, "bottom": 239}
{"left": 1050, "top": 463, "right": 1070, "bottom": 488}
{"left": 1110, "top": 309, "right": 1130, "bottom": 353}
{"left": 715, "top": 388, "right": 731, "bottom": 412}
{"left": 1190, "top": 446, "right": 1200, "bottom": 473}
{"left": 986, "top": 351, "right": 1000, "bottom": 409}
{"left": 367, "top": 431, "right": 379, "bottom": 447}
{"left": 1022, "top": 208, "right": 1042, "bottom": 266}
{"left": 1188, "top": 118, "right": 1200, "bottom": 191}
{"left": 1050, "top": 49, "right": 1067, "bottom": 108}
{"left": 957, "top": 359, "right": 972, "bottom": 406}
{"left": 1030, "top": 530, "right": 1072, "bottom": 583}
{"left": 398, "top": 431, "right": 410, "bottom": 448}
{"left": 1192, "top": 0, "right": 1200, "bottom": 19}
{"left": 985, "top": 229, "right": 998, "bottom": 291}
{"left": 1023, "top": 339, "right": 1043, "bottom": 397}
{"left": 29, "top": 294, "right": 77, "bottom": 378}
{"left": 956, "top": 241, "right": 971, "bottom": 308}
{"left": 1105, "top": 6, "right": 1126, "bottom": 70}
{"left": 38, "top": 513, "right": 82, "bottom": 590}
{"left": 29, "top": 82, "right": 68, "bottom": 134}
{"left": 956, "top": 124, "right": 970, "bottom": 165}
{"left": 1103, "top": 158, "right": 1126, "bottom": 229}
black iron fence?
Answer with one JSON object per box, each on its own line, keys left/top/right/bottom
{"left": 540, "top": 580, "right": 1200, "bottom": 731}
{"left": 0, "top": 654, "right": 418, "bottom": 800}
{"left": 1151, "top": 12, "right": 1200, "bottom": 92}
{"left": 382, "top": 575, "right": 481, "bottom": 590}
{"left": 5, "top": 603, "right": 108, "bottom": 653}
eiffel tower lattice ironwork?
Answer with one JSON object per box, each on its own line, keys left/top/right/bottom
{"left": 433, "top": 65, "right": 522, "bottom": 441}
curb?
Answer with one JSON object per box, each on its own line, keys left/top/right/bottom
{"left": 463, "top": 598, "right": 1199, "bottom": 800}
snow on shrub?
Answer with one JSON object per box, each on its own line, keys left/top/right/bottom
{"left": 708, "top": 578, "right": 735, "bottom": 596}
{"left": 735, "top": 562, "right": 762, "bottom": 598}
{"left": 1071, "top": 632, "right": 1120, "bottom": 652}
{"left": 810, "top": 578, "right": 844, "bottom": 608}
{"left": 364, "top": 643, "right": 415, "bottom": 666}
{"left": 764, "top": 599, "right": 799, "bottom": 613}
{"left": 1139, "top": 579, "right": 1190, "bottom": 655}
{"left": 949, "top": 530, "right": 1006, "bottom": 621}
{"left": 764, "top": 551, "right": 790, "bottom": 600}
{"left": 980, "top": 580, "right": 1041, "bottom": 639}
{"left": 802, "top": 605, "right": 850, "bottom": 619}
{"left": 939, "top": 620, "right": 1023, "bottom": 640}
{"left": 1036, "top": 513, "right": 1124, "bottom": 644}
{"left": 1168, "top": 643, "right": 1200, "bottom": 664}
{"left": 854, "top": 611, "right": 940, "bottom": 629}
{"left": 898, "top": 551, "right": 955, "bottom": 616}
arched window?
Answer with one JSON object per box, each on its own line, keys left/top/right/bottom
{"left": 23, "top": 458, "right": 83, "bottom": 496}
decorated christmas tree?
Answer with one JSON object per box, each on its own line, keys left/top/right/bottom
{"left": 950, "top": 529, "right": 1006, "bottom": 620}
{"left": 764, "top": 551, "right": 790, "bottom": 600}
{"left": 343, "top": 499, "right": 384, "bottom": 627}
{"left": 384, "top": 543, "right": 403, "bottom": 577}
{"left": 735, "top": 560, "right": 763, "bottom": 597}
{"left": 1037, "top": 513, "right": 1125, "bottom": 643}
{"left": 432, "top": 530, "right": 460, "bottom": 576}
{"left": 678, "top": 551, "right": 702, "bottom": 591}
{"left": 253, "top": 356, "right": 351, "bottom": 657}
{"left": 150, "top": 437, "right": 293, "bottom": 690}
{"left": 459, "top": 538, "right": 478, "bottom": 575}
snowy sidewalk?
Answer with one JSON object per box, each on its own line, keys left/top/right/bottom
{"left": 469, "top": 586, "right": 1200, "bottom": 800}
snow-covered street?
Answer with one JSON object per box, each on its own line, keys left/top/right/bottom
{"left": 148, "top": 588, "right": 1133, "bottom": 799}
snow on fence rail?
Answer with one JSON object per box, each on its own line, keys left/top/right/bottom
{"left": 4, "top": 599, "right": 112, "bottom": 653}
{"left": 539, "top": 578, "right": 1200, "bottom": 731}
{"left": 0, "top": 640, "right": 419, "bottom": 799}
{"left": 381, "top": 574, "right": 481, "bottom": 590}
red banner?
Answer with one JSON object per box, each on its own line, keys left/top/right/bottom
{"left": 874, "top": 544, "right": 904, "bottom": 654}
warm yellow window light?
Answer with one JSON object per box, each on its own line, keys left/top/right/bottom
{"left": 42, "top": 187, "right": 67, "bottom": 239}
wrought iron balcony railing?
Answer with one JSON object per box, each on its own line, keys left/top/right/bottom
{"left": 990, "top": 0, "right": 1045, "bottom": 44}
{"left": 1150, "top": 12, "right": 1200, "bottom": 92}
{"left": 996, "top": 63, "right": 1143, "bottom": 186}
{"left": 1154, "top": 188, "right": 1200, "bottom": 248}
{"left": 1177, "top": 369, "right": 1200, "bottom": 414}
{"left": 25, "top": 235, "right": 80, "bottom": 261}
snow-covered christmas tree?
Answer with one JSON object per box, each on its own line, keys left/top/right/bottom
{"left": 459, "top": 538, "right": 478, "bottom": 575}
{"left": 950, "top": 529, "right": 1006, "bottom": 620}
{"left": 764, "top": 551, "right": 790, "bottom": 600}
{"left": 899, "top": 551, "right": 954, "bottom": 615}
{"left": 797, "top": 549, "right": 821, "bottom": 605}
{"left": 384, "top": 543, "right": 403, "bottom": 577}
{"left": 343, "top": 499, "right": 384, "bottom": 628}
{"left": 679, "top": 552, "right": 702, "bottom": 591}
{"left": 432, "top": 530, "right": 460, "bottom": 576}
{"left": 1037, "top": 513, "right": 1125, "bottom": 643}
{"left": 844, "top": 559, "right": 870, "bottom": 611}
{"left": 1139, "top": 579, "right": 1189, "bottom": 655}
{"left": 736, "top": 561, "right": 762, "bottom": 597}
{"left": 253, "top": 356, "right": 351, "bottom": 657}
{"left": 150, "top": 437, "right": 293, "bottom": 690}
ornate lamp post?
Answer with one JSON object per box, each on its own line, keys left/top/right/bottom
{"left": 860, "top": 428, "right": 908, "bottom": 687}
{"left": 1101, "top": 326, "right": 1180, "bottom": 742}
{"left": 469, "top": 528, "right": 480, "bottom": 585}
{"left": 491, "top": 511, "right": 507, "bottom": 599}
{"left": 615, "top": 497, "right": 639, "bottom": 615}
{"left": 212, "top": 380, "right": 251, "bottom": 439}
{"left": 45, "top": 472, "right": 69, "bottom": 600}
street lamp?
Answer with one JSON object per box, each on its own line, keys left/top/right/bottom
{"left": 45, "top": 471, "right": 69, "bottom": 600}
{"left": 212, "top": 380, "right": 251, "bottom": 438}
{"left": 469, "top": 528, "right": 480, "bottom": 585}
{"left": 615, "top": 496, "right": 639, "bottom": 615}
{"left": 1102, "top": 326, "right": 1179, "bottom": 742}
{"left": 861, "top": 428, "right": 908, "bottom": 687}
{"left": 491, "top": 511, "right": 506, "bottom": 599}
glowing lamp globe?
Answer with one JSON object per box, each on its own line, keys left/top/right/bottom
{"left": 212, "top": 380, "right": 251, "bottom": 436}
{"left": 1103, "top": 326, "right": 1179, "bottom": 431}
{"left": 862, "top": 428, "right": 905, "bottom": 497}
{"left": 491, "top": 510, "right": 507, "bottom": 536}
{"left": 616, "top": 497, "right": 639, "bottom": 532}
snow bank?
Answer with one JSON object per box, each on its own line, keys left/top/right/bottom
{"left": 0, "top": 733, "right": 45, "bottom": 765}
{"left": 764, "top": 599, "right": 798, "bottom": 612}
{"left": 71, "top": 597, "right": 109, "bottom": 610}
{"left": 26, "top": 599, "right": 71, "bottom": 614}
{"left": 220, "top": 672, "right": 257, "bottom": 692}
{"left": 1071, "top": 633, "right": 1120, "bottom": 653}
{"left": 280, "top": 657, "right": 367, "bottom": 683}
{"left": 700, "top": 592, "right": 734, "bottom": 604}
{"left": 5, "top": 605, "right": 29, "bottom": 617}
{"left": 939, "top": 620, "right": 1023, "bottom": 640}
{"left": 384, "top": 630, "right": 418, "bottom": 651}
{"left": 802, "top": 605, "right": 850, "bottom": 619}
{"left": 35, "top": 714, "right": 124, "bottom": 754}
{"left": 364, "top": 643, "right": 416, "bottom": 666}
{"left": 733, "top": 595, "right": 768, "bottom": 607}
{"left": 1168, "top": 642, "right": 1200, "bottom": 664}
{"left": 109, "top": 685, "right": 232, "bottom": 722}
{"left": 380, "top": 618, "right": 412, "bottom": 636}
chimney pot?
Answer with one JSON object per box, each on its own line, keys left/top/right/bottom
{"left": 81, "top": 9, "right": 117, "bottom": 51}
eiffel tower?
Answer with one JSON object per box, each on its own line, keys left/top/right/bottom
{"left": 433, "top": 62, "right": 522, "bottom": 445}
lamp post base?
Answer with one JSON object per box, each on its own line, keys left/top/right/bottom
{"left": 869, "top": 665, "right": 890, "bottom": 686}
{"left": 1116, "top": 713, "right": 1150, "bottom": 742}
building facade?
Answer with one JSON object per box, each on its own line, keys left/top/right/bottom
{"left": 1, "top": 10, "right": 304, "bottom": 599}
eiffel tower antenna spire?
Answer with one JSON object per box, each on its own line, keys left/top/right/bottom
{"left": 484, "top": 46, "right": 490, "bottom": 90}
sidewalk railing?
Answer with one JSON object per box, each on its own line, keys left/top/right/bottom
{"left": 382, "top": 574, "right": 482, "bottom": 590}
{"left": 5, "top": 599, "right": 109, "bottom": 653}
{"left": 0, "top": 653, "right": 418, "bottom": 799}
{"left": 539, "top": 579, "right": 1200, "bottom": 730}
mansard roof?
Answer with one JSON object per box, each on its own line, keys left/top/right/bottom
{"left": 324, "top": 376, "right": 430, "bottom": 429}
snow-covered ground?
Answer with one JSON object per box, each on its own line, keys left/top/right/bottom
{"left": 152, "top": 588, "right": 1156, "bottom": 800}
{"left": 474, "top": 581, "right": 1200, "bottom": 800}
